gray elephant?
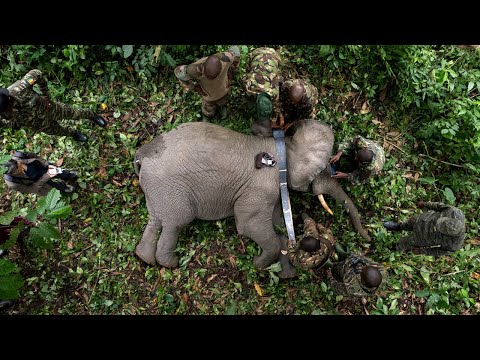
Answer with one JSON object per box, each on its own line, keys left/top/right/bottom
{"left": 134, "top": 120, "right": 370, "bottom": 278}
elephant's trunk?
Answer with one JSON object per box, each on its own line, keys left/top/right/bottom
{"left": 312, "top": 175, "right": 371, "bottom": 241}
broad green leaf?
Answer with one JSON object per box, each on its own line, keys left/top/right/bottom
{"left": 426, "top": 293, "right": 440, "bottom": 309}
{"left": 443, "top": 187, "right": 456, "bottom": 204}
{"left": 35, "top": 222, "right": 60, "bottom": 240}
{"left": 0, "top": 272, "right": 24, "bottom": 299}
{"left": 0, "top": 258, "right": 19, "bottom": 276}
{"left": 25, "top": 208, "right": 38, "bottom": 223}
{"left": 266, "top": 262, "right": 282, "bottom": 273}
{"left": 351, "top": 82, "right": 360, "bottom": 90}
{"left": 122, "top": 45, "right": 133, "bottom": 58}
{"left": 468, "top": 81, "right": 474, "bottom": 92}
{"left": 415, "top": 290, "right": 430, "bottom": 298}
{"left": 28, "top": 228, "right": 53, "bottom": 250}
{"left": 418, "top": 177, "right": 436, "bottom": 185}
{"left": 0, "top": 211, "right": 15, "bottom": 225}
{"left": 420, "top": 267, "right": 431, "bottom": 284}
{"left": 44, "top": 188, "right": 61, "bottom": 211}
{"left": 164, "top": 53, "right": 176, "bottom": 67}
{"left": 45, "top": 206, "right": 72, "bottom": 219}
{"left": 401, "top": 264, "right": 413, "bottom": 272}
{"left": 36, "top": 195, "right": 47, "bottom": 215}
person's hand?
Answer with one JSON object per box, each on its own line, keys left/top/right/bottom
{"left": 330, "top": 151, "right": 343, "bottom": 163}
{"left": 42, "top": 96, "right": 52, "bottom": 111}
{"left": 331, "top": 171, "right": 349, "bottom": 179}
{"left": 412, "top": 247, "right": 422, "bottom": 255}
{"left": 416, "top": 200, "right": 425, "bottom": 208}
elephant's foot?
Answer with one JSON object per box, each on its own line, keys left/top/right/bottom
{"left": 155, "top": 250, "right": 179, "bottom": 268}
{"left": 135, "top": 241, "right": 157, "bottom": 265}
{"left": 278, "top": 253, "right": 297, "bottom": 279}
{"left": 253, "top": 252, "right": 277, "bottom": 270}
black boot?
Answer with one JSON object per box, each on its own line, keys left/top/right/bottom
{"left": 92, "top": 114, "right": 107, "bottom": 127}
{"left": 383, "top": 221, "right": 402, "bottom": 231}
{"left": 0, "top": 300, "right": 14, "bottom": 311}
{"left": 64, "top": 170, "right": 78, "bottom": 181}
{"left": 72, "top": 131, "right": 88, "bottom": 143}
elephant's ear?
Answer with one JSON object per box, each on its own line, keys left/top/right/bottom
{"left": 286, "top": 120, "right": 334, "bottom": 191}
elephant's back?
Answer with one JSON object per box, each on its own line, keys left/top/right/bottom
{"left": 167, "top": 122, "right": 247, "bottom": 146}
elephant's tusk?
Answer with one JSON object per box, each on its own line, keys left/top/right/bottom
{"left": 318, "top": 194, "right": 334, "bottom": 216}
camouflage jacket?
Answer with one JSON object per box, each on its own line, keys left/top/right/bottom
{"left": 1, "top": 69, "right": 49, "bottom": 128}
{"left": 288, "top": 217, "right": 335, "bottom": 270}
{"left": 244, "top": 47, "right": 282, "bottom": 116}
{"left": 174, "top": 50, "right": 239, "bottom": 102}
{"left": 407, "top": 202, "right": 465, "bottom": 255}
{"left": 337, "top": 135, "right": 385, "bottom": 184}
{"left": 329, "top": 254, "right": 387, "bottom": 297}
{"left": 279, "top": 79, "right": 318, "bottom": 122}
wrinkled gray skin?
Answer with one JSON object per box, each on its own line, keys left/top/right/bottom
{"left": 134, "top": 120, "right": 370, "bottom": 278}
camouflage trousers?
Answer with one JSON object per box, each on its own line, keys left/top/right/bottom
{"left": 17, "top": 97, "right": 95, "bottom": 136}
{"left": 202, "top": 94, "right": 228, "bottom": 117}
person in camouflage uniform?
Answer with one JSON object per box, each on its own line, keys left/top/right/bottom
{"left": 287, "top": 213, "right": 335, "bottom": 270}
{"left": 0, "top": 69, "right": 107, "bottom": 142}
{"left": 384, "top": 201, "right": 465, "bottom": 256}
{"left": 174, "top": 46, "right": 240, "bottom": 120}
{"left": 327, "top": 253, "right": 387, "bottom": 297}
{"left": 330, "top": 135, "right": 385, "bottom": 184}
{"left": 279, "top": 78, "right": 318, "bottom": 124}
{"left": 244, "top": 47, "right": 283, "bottom": 136}
{"left": 3, "top": 151, "right": 77, "bottom": 196}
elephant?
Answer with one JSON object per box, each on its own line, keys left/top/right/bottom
{"left": 134, "top": 119, "right": 370, "bottom": 278}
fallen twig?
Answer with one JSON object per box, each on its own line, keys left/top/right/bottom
{"left": 383, "top": 139, "right": 407, "bottom": 154}
{"left": 419, "top": 153, "right": 466, "bottom": 168}
{"left": 443, "top": 269, "right": 467, "bottom": 276}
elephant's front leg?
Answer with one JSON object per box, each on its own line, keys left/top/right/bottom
{"left": 234, "top": 201, "right": 285, "bottom": 273}
{"left": 136, "top": 216, "right": 162, "bottom": 265}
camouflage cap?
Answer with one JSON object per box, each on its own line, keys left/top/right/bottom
{"left": 256, "top": 92, "right": 272, "bottom": 121}
{"left": 436, "top": 217, "right": 465, "bottom": 236}
{"left": 174, "top": 65, "right": 190, "bottom": 82}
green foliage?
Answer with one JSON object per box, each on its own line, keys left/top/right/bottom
{"left": 0, "top": 259, "right": 24, "bottom": 299}
{"left": 0, "top": 189, "right": 72, "bottom": 300}
{"left": 1, "top": 45, "right": 479, "bottom": 314}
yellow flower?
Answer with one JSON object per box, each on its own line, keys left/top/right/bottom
{"left": 100, "top": 103, "right": 108, "bottom": 110}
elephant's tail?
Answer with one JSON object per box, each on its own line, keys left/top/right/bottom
{"left": 134, "top": 153, "right": 141, "bottom": 176}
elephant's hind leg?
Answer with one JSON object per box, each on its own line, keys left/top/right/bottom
{"left": 155, "top": 222, "right": 190, "bottom": 268}
{"left": 136, "top": 216, "right": 162, "bottom": 265}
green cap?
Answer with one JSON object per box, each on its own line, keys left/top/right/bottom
{"left": 174, "top": 65, "right": 190, "bottom": 81}
{"left": 256, "top": 92, "right": 272, "bottom": 121}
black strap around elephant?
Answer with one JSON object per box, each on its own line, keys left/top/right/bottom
{"left": 273, "top": 128, "right": 296, "bottom": 246}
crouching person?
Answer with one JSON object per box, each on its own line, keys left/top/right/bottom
{"left": 3, "top": 151, "right": 77, "bottom": 196}
{"left": 287, "top": 213, "right": 336, "bottom": 270}
{"left": 327, "top": 247, "right": 387, "bottom": 298}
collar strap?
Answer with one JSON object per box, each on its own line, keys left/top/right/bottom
{"left": 273, "top": 128, "right": 296, "bottom": 245}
